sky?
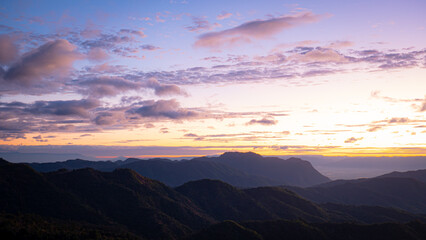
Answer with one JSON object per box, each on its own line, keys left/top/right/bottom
{"left": 0, "top": 0, "right": 425, "bottom": 158}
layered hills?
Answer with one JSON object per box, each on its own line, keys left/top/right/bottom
{"left": 1, "top": 157, "right": 426, "bottom": 239}
{"left": 29, "top": 152, "right": 330, "bottom": 187}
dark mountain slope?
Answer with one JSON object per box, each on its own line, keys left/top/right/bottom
{"left": 243, "top": 187, "right": 328, "bottom": 222}
{"left": 211, "top": 152, "right": 330, "bottom": 187}
{"left": 46, "top": 168, "right": 213, "bottom": 239}
{"left": 120, "top": 159, "right": 275, "bottom": 187}
{"left": 287, "top": 177, "right": 426, "bottom": 213}
{"left": 0, "top": 159, "right": 105, "bottom": 223}
{"left": 0, "top": 213, "right": 142, "bottom": 240}
{"left": 185, "top": 220, "right": 263, "bottom": 240}
{"left": 377, "top": 169, "right": 426, "bottom": 183}
{"left": 190, "top": 220, "right": 426, "bottom": 240}
{"left": 321, "top": 203, "right": 426, "bottom": 224}
{"left": 176, "top": 179, "right": 272, "bottom": 221}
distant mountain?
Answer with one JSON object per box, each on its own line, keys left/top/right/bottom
{"left": 30, "top": 159, "right": 119, "bottom": 172}
{"left": 119, "top": 159, "right": 276, "bottom": 187}
{"left": 29, "top": 152, "right": 331, "bottom": 187}
{"left": 1, "top": 158, "right": 425, "bottom": 239}
{"left": 0, "top": 152, "right": 94, "bottom": 163}
{"left": 377, "top": 169, "right": 426, "bottom": 183}
{"left": 203, "top": 152, "right": 331, "bottom": 187}
{"left": 287, "top": 177, "right": 426, "bottom": 213}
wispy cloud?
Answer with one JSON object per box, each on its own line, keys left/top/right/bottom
{"left": 246, "top": 117, "right": 278, "bottom": 126}
{"left": 344, "top": 137, "right": 363, "bottom": 143}
{"left": 186, "top": 17, "right": 221, "bottom": 32}
{"left": 127, "top": 99, "right": 198, "bottom": 120}
{"left": 216, "top": 12, "right": 232, "bottom": 20}
{"left": 195, "top": 11, "right": 325, "bottom": 50}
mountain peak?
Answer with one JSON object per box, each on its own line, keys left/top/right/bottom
{"left": 220, "top": 151, "right": 262, "bottom": 159}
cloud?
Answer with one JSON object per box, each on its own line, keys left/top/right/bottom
{"left": 0, "top": 35, "right": 18, "bottom": 64}
{"left": 2, "top": 39, "right": 81, "bottom": 87}
{"left": 78, "top": 76, "right": 143, "bottom": 97}
{"left": 94, "top": 111, "right": 124, "bottom": 125}
{"left": 246, "top": 117, "right": 278, "bottom": 126}
{"left": 421, "top": 100, "right": 426, "bottom": 112}
{"left": 27, "top": 99, "right": 99, "bottom": 118}
{"left": 141, "top": 44, "right": 161, "bottom": 51}
{"left": 146, "top": 78, "right": 187, "bottom": 96}
{"left": 344, "top": 137, "right": 363, "bottom": 143}
{"left": 119, "top": 29, "right": 146, "bottom": 38}
{"left": 293, "top": 48, "right": 347, "bottom": 63}
{"left": 81, "top": 30, "right": 144, "bottom": 55}
{"left": 367, "top": 126, "right": 382, "bottom": 132}
{"left": 325, "top": 40, "right": 354, "bottom": 49}
{"left": 217, "top": 12, "right": 232, "bottom": 20}
{"left": 186, "top": 17, "right": 221, "bottom": 32}
{"left": 184, "top": 133, "right": 198, "bottom": 137}
{"left": 388, "top": 117, "right": 409, "bottom": 123}
{"left": 194, "top": 11, "right": 324, "bottom": 49}
{"left": 33, "top": 135, "right": 48, "bottom": 142}
{"left": 128, "top": 99, "right": 198, "bottom": 120}
{"left": 371, "top": 91, "right": 426, "bottom": 112}
{"left": 0, "top": 98, "right": 101, "bottom": 140}
{"left": 87, "top": 47, "right": 109, "bottom": 61}
{"left": 156, "top": 12, "right": 167, "bottom": 23}
{"left": 0, "top": 133, "right": 26, "bottom": 141}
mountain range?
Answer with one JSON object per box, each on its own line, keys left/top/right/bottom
{"left": 1, "top": 156, "right": 426, "bottom": 239}
{"left": 287, "top": 171, "right": 426, "bottom": 214}
{"left": 28, "top": 152, "right": 330, "bottom": 187}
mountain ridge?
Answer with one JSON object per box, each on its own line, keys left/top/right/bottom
{"left": 28, "top": 152, "right": 330, "bottom": 187}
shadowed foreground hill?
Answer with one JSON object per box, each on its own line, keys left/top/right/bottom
{"left": 1, "top": 158, "right": 426, "bottom": 239}
{"left": 287, "top": 175, "right": 426, "bottom": 213}
{"left": 0, "top": 158, "right": 212, "bottom": 240}
{"left": 0, "top": 214, "right": 142, "bottom": 240}
{"left": 188, "top": 220, "right": 426, "bottom": 240}
{"left": 29, "top": 152, "right": 330, "bottom": 187}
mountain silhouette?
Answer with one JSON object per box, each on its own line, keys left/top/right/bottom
{"left": 377, "top": 169, "right": 426, "bottom": 183}
{"left": 2, "top": 158, "right": 426, "bottom": 239}
{"left": 287, "top": 176, "right": 426, "bottom": 213}
{"left": 29, "top": 152, "right": 330, "bottom": 187}
{"left": 212, "top": 152, "right": 330, "bottom": 187}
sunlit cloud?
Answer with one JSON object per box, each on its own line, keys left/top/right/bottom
{"left": 344, "top": 137, "right": 363, "bottom": 143}
{"left": 186, "top": 16, "right": 221, "bottom": 32}
{"left": 0, "top": 35, "right": 18, "bottom": 64}
{"left": 216, "top": 12, "right": 232, "bottom": 20}
{"left": 1, "top": 39, "right": 82, "bottom": 93}
{"left": 194, "top": 11, "right": 325, "bottom": 49}
{"left": 246, "top": 117, "right": 278, "bottom": 126}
